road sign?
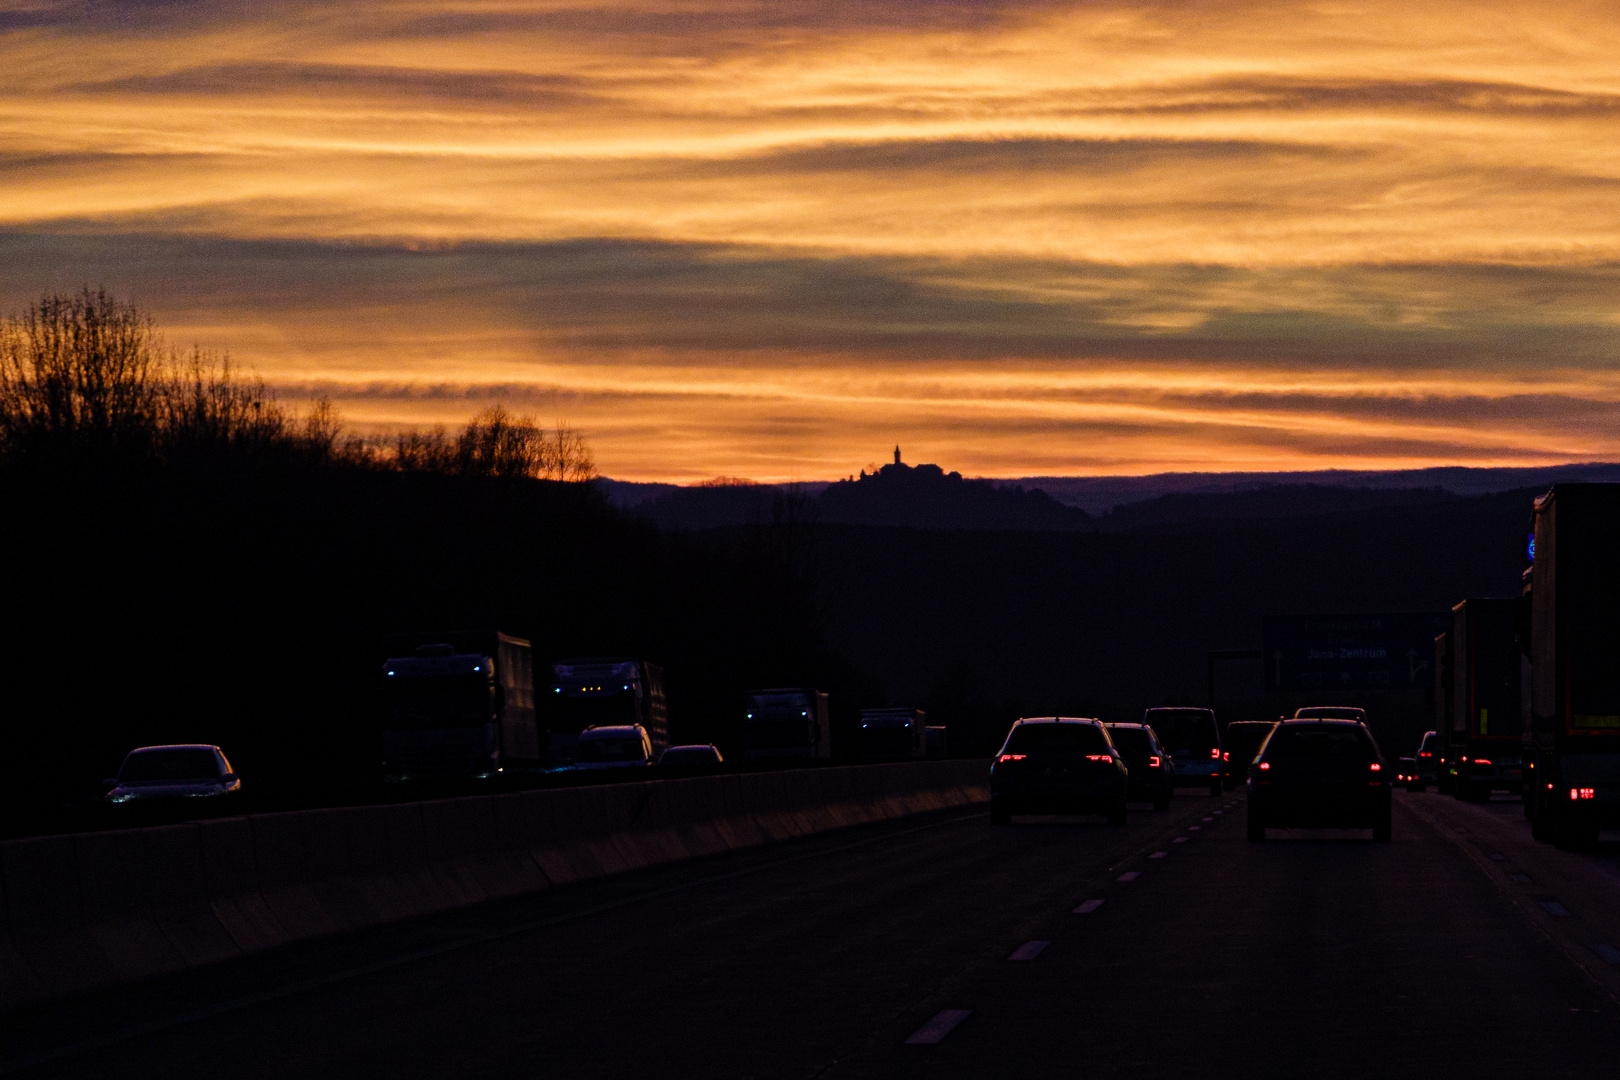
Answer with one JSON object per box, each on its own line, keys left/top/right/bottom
{"left": 1262, "top": 612, "right": 1449, "bottom": 692}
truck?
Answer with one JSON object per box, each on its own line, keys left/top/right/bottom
{"left": 857, "top": 708, "right": 926, "bottom": 760}
{"left": 1446, "top": 598, "right": 1525, "bottom": 801}
{"left": 1524, "top": 485, "right": 1620, "bottom": 848}
{"left": 381, "top": 631, "right": 537, "bottom": 779}
{"left": 1432, "top": 631, "right": 1454, "bottom": 792}
{"left": 547, "top": 657, "right": 667, "bottom": 766}
{"left": 744, "top": 689, "right": 830, "bottom": 763}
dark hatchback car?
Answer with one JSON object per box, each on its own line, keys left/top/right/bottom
{"left": 991, "top": 718, "right": 1128, "bottom": 827}
{"left": 1410, "top": 731, "right": 1439, "bottom": 792}
{"left": 1103, "top": 722, "right": 1173, "bottom": 810}
{"left": 105, "top": 744, "right": 241, "bottom": 805}
{"left": 1247, "top": 720, "right": 1392, "bottom": 841}
{"left": 1221, "top": 721, "right": 1277, "bottom": 790}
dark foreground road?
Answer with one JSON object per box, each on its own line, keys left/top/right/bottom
{"left": 7, "top": 787, "right": 1620, "bottom": 1079}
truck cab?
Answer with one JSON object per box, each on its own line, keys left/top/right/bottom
{"left": 858, "top": 708, "right": 926, "bottom": 760}
{"left": 744, "top": 689, "right": 830, "bottom": 763}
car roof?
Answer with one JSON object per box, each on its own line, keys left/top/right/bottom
{"left": 128, "top": 744, "right": 222, "bottom": 754}
{"left": 580, "top": 725, "right": 645, "bottom": 737}
{"left": 1016, "top": 716, "right": 1100, "bottom": 725}
{"left": 1276, "top": 718, "right": 1365, "bottom": 727}
{"left": 664, "top": 744, "right": 716, "bottom": 751}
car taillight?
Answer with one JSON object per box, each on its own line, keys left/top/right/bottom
{"left": 1474, "top": 758, "right": 1491, "bottom": 766}
{"left": 997, "top": 754, "right": 1026, "bottom": 763}
{"left": 1571, "top": 787, "right": 1596, "bottom": 800}
{"left": 1149, "top": 756, "right": 1160, "bottom": 767}
{"left": 1223, "top": 751, "right": 1230, "bottom": 761}
{"left": 1086, "top": 754, "right": 1111, "bottom": 762}
{"left": 1258, "top": 762, "right": 1270, "bottom": 771}
{"left": 1419, "top": 752, "right": 1432, "bottom": 758}
{"left": 1369, "top": 763, "right": 1381, "bottom": 772}
{"left": 1210, "top": 748, "right": 1221, "bottom": 760}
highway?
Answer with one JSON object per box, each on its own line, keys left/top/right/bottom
{"left": 7, "top": 788, "right": 1620, "bottom": 1078}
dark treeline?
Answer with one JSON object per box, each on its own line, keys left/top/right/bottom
{"left": 0, "top": 291, "right": 856, "bottom": 830}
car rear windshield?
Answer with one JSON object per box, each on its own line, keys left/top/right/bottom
{"left": 576, "top": 737, "right": 646, "bottom": 763}
{"left": 1004, "top": 723, "right": 1108, "bottom": 755}
{"left": 1263, "top": 725, "right": 1376, "bottom": 764}
{"left": 1106, "top": 728, "right": 1152, "bottom": 756}
{"left": 120, "top": 749, "right": 220, "bottom": 782}
{"left": 1146, "top": 710, "right": 1217, "bottom": 757}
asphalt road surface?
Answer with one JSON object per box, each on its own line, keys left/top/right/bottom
{"left": 8, "top": 787, "right": 1620, "bottom": 1079}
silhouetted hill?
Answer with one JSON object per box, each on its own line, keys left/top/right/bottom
{"left": 815, "top": 460, "right": 1091, "bottom": 530}
{"left": 1095, "top": 483, "right": 1460, "bottom": 531}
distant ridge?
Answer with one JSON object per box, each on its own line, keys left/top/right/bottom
{"left": 600, "top": 461, "right": 1620, "bottom": 532}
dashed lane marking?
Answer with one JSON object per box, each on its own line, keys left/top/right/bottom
{"left": 1008, "top": 941, "right": 1050, "bottom": 961}
{"left": 1594, "top": 944, "right": 1620, "bottom": 965}
{"left": 906, "top": 1010, "right": 972, "bottom": 1045}
{"left": 1172, "top": 837, "right": 1188, "bottom": 843}
{"left": 1073, "top": 899, "right": 1104, "bottom": 914}
{"left": 1542, "top": 901, "right": 1571, "bottom": 917}
{"left": 1202, "top": 817, "right": 1214, "bottom": 821}
{"left": 1118, "top": 871, "right": 1141, "bottom": 881}
{"left": 1508, "top": 872, "right": 1532, "bottom": 883}
{"left": 1147, "top": 852, "right": 1166, "bottom": 859}
{"left": 1188, "top": 826, "right": 1201, "bottom": 831}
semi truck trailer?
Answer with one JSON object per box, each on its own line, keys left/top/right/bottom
{"left": 1446, "top": 598, "right": 1525, "bottom": 801}
{"left": 548, "top": 657, "right": 667, "bottom": 766}
{"left": 1524, "top": 485, "right": 1620, "bottom": 848}
{"left": 381, "top": 631, "right": 537, "bottom": 779}
{"left": 744, "top": 689, "right": 830, "bottom": 763}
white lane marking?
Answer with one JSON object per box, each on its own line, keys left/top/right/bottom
{"left": 1008, "top": 940, "right": 1050, "bottom": 961}
{"left": 1173, "top": 837, "right": 1188, "bottom": 843}
{"left": 1118, "top": 871, "right": 1141, "bottom": 881}
{"left": 1594, "top": 944, "right": 1620, "bottom": 964}
{"left": 1148, "top": 852, "right": 1166, "bottom": 859}
{"left": 906, "top": 1010, "right": 972, "bottom": 1044}
{"left": 1073, "top": 899, "right": 1104, "bottom": 914}
{"left": 1212, "top": 811, "right": 1223, "bottom": 816}
{"left": 1188, "top": 826, "right": 1201, "bottom": 831}
{"left": 1542, "top": 901, "right": 1571, "bottom": 917}
{"left": 1202, "top": 817, "right": 1214, "bottom": 821}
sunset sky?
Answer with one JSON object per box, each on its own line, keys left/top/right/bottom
{"left": 3, "top": 0, "right": 1620, "bottom": 481}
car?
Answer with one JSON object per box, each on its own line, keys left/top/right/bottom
{"left": 1221, "top": 721, "right": 1277, "bottom": 790}
{"left": 991, "top": 718, "right": 1128, "bottom": 827}
{"left": 105, "top": 744, "right": 241, "bottom": 805}
{"left": 1247, "top": 719, "right": 1392, "bottom": 841}
{"left": 658, "top": 744, "right": 724, "bottom": 771}
{"left": 1144, "top": 707, "right": 1223, "bottom": 796}
{"left": 1410, "top": 731, "right": 1439, "bottom": 792}
{"left": 1395, "top": 756, "right": 1419, "bottom": 787}
{"left": 1103, "top": 722, "right": 1173, "bottom": 810}
{"left": 572, "top": 725, "right": 655, "bottom": 770}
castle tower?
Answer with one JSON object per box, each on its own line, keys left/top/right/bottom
{"left": 893, "top": 445, "right": 901, "bottom": 466}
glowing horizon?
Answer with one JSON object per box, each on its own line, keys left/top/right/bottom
{"left": 5, "top": 0, "right": 1620, "bottom": 482}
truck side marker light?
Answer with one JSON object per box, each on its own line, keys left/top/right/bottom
{"left": 997, "top": 754, "right": 1026, "bottom": 763}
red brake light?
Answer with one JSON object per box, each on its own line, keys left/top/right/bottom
{"left": 1574, "top": 787, "right": 1596, "bottom": 800}
{"left": 1473, "top": 758, "right": 1491, "bottom": 766}
{"left": 1223, "top": 751, "right": 1230, "bottom": 761}
{"left": 1369, "top": 763, "right": 1381, "bottom": 772}
{"left": 998, "top": 754, "right": 1026, "bottom": 763}
{"left": 1258, "top": 762, "right": 1270, "bottom": 771}
{"left": 1419, "top": 752, "right": 1432, "bottom": 758}
{"left": 1086, "top": 754, "right": 1112, "bottom": 762}
{"left": 1210, "top": 747, "right": 1221, "bottom": 760}
{"left": 1149, "top": 755, "right": 1160, "bottom": 767}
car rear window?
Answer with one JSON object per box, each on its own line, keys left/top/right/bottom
{"left": 1004, "top": 723, "right": 1108, "bottom": 755}
{"left": 1145, "top": 710, "right": 1217, "bottom": 757}
{"left": 576, "top": 737, "right": 647, "bottom": 763}
{"left": 120, "top": 748, "right": 220, "bottom": 782}
{"left": 1294, "top": 707, "right": 1366, "bottom": 721}
{"left": 1106, "top": 728, "right": 1152, "bottom": 756}
{"left": 1263, "top": 724, "right": 1375, "bottom": 764}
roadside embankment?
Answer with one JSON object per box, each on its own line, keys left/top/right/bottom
{"left": 0, "top": 759, "right": 987, "bottom": 1010}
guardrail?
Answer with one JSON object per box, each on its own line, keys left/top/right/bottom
{"left": 0, "top": 759, "right": 988, "bottom": 1010}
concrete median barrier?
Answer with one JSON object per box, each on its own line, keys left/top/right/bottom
{"left": 0, "top": 759, "right": 987, "bottom": 1010}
